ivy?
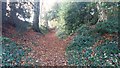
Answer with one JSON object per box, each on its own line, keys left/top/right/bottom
{"left": 66, "top": 16, "right": 119, "bottom": 66}
{"left": 96, "top": 18, "right": 118, "bottom": 34}
{"left": 1, "top": 36, "right": 33, "bottom": 66}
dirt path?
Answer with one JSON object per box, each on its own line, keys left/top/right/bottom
{"left": 3, "top": 27, "right": 75, "bottom": 66}
{"left": 25, "top": 29, "right": 75, "bottom": 66}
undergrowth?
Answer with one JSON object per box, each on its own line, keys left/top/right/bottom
{"left": 66, "top": 17, "right": 119, "bottom": 66}
{"left": 1, "top": 36, "right": 38, "bottom": 66}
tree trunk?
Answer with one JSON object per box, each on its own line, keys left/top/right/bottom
{"left": 44, "top": 13, "right": 49, "bottom": 28}
{"left": 33, "top": 2, "right": 41, "bottom": 33}
{"left": 96, "top": 2, "right": 107, "bottom": 22}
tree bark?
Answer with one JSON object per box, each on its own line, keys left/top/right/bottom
{"left": 96, "top": 2, "right": 107, "bottom": 22}
{"left": 33, "top": 2, "right": 41, "bottom": 33}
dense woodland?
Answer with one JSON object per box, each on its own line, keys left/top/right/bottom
{"left": 1, "top": 0, "right": 120, "bottom": 66}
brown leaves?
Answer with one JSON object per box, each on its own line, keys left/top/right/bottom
{"left": 91, "top": 33, "right": 115, "bottom": 56}
{"left": 103, "top": 33, "right": 113, "bottom": 41}
{"left": 92, "top": 40, "right": 104, "bottom": 50}
{"left": 3, "top": 27, "right": 75, "bottom": 66}
{"left": 2, "top": 20, "right": 78, "bottom": 65}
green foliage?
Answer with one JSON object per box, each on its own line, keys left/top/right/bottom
{"left": 96, "top": 18, "right": 118, "bottom": 34}
{"left": 67, "top": 35, "right": 95, "bottom": 50}
{"left": 56, "top": 2, "right": 99, "bottom": 38}
{"left": 66, "top": 33, "right": 119, "bottom": 66}
{"left": 39, "top": 25, "right": 49, "bottom": 34}
{"left": 45, "top": 3, "right": 60, "bottom": 21}
{"left": 66, "top": 3, "right": 119, "bottom": 66}
{"left": 58, "top": 2, "right": 87, "bottom": 35}
{"left": 15, "top": 21, "right": 30, "bottom": 33}
{"left": 91, "top": 40, "right": 119, "bottom": 66}
{"left": 1, "top": 36, "right": 33, "bottom": 66}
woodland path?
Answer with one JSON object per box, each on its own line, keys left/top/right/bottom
{"left": 3, "top": 26, "right": 75, "bottom": 66}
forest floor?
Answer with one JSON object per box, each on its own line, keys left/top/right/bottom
{"left": 3, "top": 26, "right": 76, "bottom": 66}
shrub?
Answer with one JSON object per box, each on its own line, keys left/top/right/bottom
{"left": 64, "top": 2, "right": 119, "bottom": 66}
{"left": 56, "top": 2, "right": 99, "bottom": 38}
{"left": 66, "top": 34, "right": 119, "bottom": 66}
{"left": 96, "top": 18, "right": 118, "bottom": 34}
{"left": 66, "top": 17, "right": 119, "bottom": 66}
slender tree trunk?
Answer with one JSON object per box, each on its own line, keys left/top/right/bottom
{"left": 96, "top": 2, "right": 107, "bottom": 22}
{"left": 33, "top": 2, "right": 41, "bottom": 33}
{"left": 45, "top": 13, "right": 49, "bottom": 28}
